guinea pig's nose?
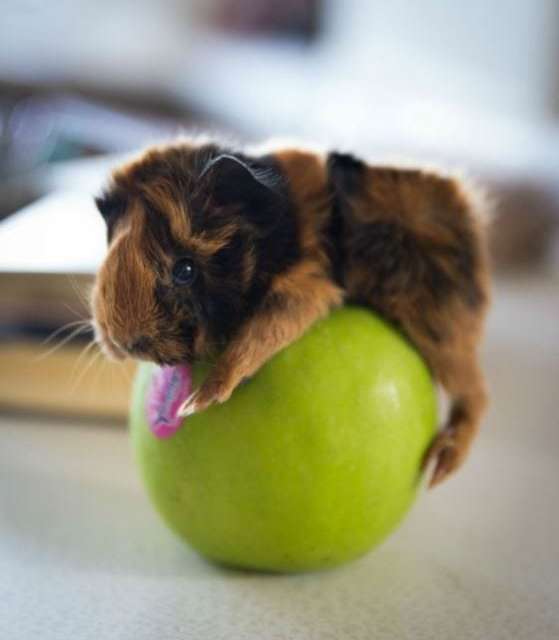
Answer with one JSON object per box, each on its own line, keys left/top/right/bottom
{"left": 127, "top": 336, "right": 153, "bottom": 355}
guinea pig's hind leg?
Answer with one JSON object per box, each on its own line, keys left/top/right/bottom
{"left": 423, "top": 354, "right": 488, "bottom": 487}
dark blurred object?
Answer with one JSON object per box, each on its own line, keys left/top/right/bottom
{"left": 489, "top": 181, "right": 559, "bottom": 273}
{"left": 0, "top": 93, "right": 101, "bottom": 204}
{"left": 206, "top": 0, "right": 321, "bottom": 41}
{"left": 0, "top": 84, "right": 193, "bottom": 220}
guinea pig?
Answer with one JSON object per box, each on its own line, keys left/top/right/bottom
{"left": 92, "top": 138, "right": 490, "bottom": 486}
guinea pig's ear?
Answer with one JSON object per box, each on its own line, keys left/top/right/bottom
{"left": 327, "top": 152, "right": 367, "bottom": 201}
{"left": 202, "top": 154, "right": 285, "bottom": 231}
{"left": 94, "top": 188, "right": 127, "bottom": 241}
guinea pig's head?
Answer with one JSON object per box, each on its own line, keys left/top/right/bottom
{"left": 91, "top": 143, "right": 292, "bottom": 366}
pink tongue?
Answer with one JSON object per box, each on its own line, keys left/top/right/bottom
{"left": 146, "top": 364, "right": 192, "bottom": 439}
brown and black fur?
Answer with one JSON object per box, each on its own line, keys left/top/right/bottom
{"left": 92, "top": 138, "right": 490, "bottom": 487}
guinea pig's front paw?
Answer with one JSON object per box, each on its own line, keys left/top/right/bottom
{"left": 176, "top": 376, "right": 234, "bottom": 418}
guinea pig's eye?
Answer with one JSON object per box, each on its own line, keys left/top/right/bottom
{"left": 172, "top": 258, "right": 197, "bottom": 286}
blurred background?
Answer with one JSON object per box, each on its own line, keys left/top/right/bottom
{"left": 1, "top": 2, "right": 559, "bottom": 638}
{"left": 1, "top": 0, "right": 559, "bottom": 417}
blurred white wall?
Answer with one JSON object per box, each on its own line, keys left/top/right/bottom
{"left": 0, "top": 0, "right": 195, "bottom": 91}
{"left": 2, "top": 0, "right": 558, "bottom": 177}
{"left": 323, "top": 0, "right": 559, "bottom": 122}
{"left": 2, "top": 0, "right": 558, "bottom": 126}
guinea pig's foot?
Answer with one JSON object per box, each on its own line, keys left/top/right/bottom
{"left": 424, "top": 430, "right": 463, "bottom": 488}
{"left": 176, "top": 377, "right": 233, "bottom": 417}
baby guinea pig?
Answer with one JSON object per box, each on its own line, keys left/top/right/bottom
{"left": 92, "top": 139, "right": 490, "bottom": 487}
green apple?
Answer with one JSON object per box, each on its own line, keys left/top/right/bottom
{"left": 130, "top": 307, "right": 436, "bottom": 572}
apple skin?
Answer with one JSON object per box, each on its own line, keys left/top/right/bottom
{"left": 130, "top": 307, "right": 437, "bottom": 573}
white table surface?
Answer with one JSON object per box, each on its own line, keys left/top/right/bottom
{"left": 1, "top": 275, "right": 558, "bottom": 640}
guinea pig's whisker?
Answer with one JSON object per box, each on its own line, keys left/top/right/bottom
{"left": 63, "top": 302, "right": 90, "bottom": 322}
{"left": 94, "top": 351, "right": 110, "bottom": 394}
{"left": 41, "top": 319, "right": 91, "bottom": 346}
{"left": 70, "top": 347, "right": 103, "bottom": 395}
{"left": 67, "top": 275, "right": 92, "bottom": 313}
{"left": 115, "top": 359, "right": 133, "bottom": 385}
{"left": 35, "top": 321, "right": 92, "bottom": 362}
{"left": 71, "top": 339, "right": 98, "bottom": 378}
